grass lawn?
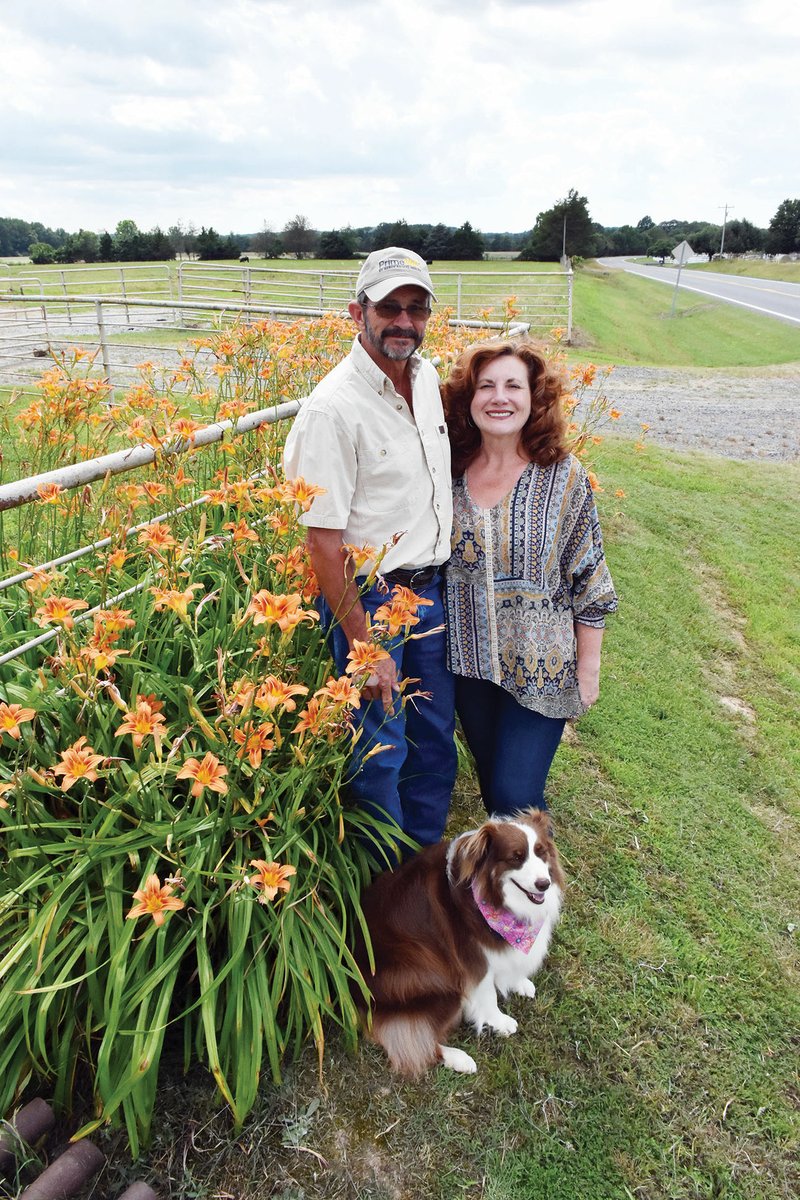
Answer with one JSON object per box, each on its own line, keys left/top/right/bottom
{"left": 59, "top": 439, "right": 797, "bottom": 1200}
{"left": 686, "top": 260, "right": 800, "bottom": 285}
{"left": 571, "top": 267, "right": 800, "bottom": 367}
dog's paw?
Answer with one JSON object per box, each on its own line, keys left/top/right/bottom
{"left": 512, "top": 979, "right": 537, "bottom": 999}
{"left": 490, "top": 1012, "right": 518, "bottom": 1037}
{"left": 439, "top": 1045, "right": 478, "bottom": 1074}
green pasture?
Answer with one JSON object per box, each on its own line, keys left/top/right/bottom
{"left": 73, "top": 439, "right": 797, "bottom": 1200}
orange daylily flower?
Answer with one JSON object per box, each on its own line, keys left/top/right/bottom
{"left": 247, "top": 859, "right": 297, "bottom": 903}
{"left": 52, "top": 737, "right": 104, "bottom": 791}
{"left": 138, "top": 522, "right": 179, "bottom": 553}
{"left": 126, "top": 873, "right": 185, "bottom": 926}
{"left": 150, "top": 584, "right": 202, "bottom": 618}
{"left": 223, "top": 518, "right": 259, "bottom": 545}
{"left": 22, "top": 567, "right": 61, "bottom": 596}
{"left": 278, "top": 477, "right": 326, "bottom": 511}
{"left": 139, "top": 481, "right": 168, "bottom": 501}
{"left": 176, "top": 752, "right": 229, "bottom": 797}
{"left": 37, "top": 482, "right": 65, "bottom": 505}
{"left": 253, "top": 676, "right": 309, "bottom": 713}
{"left": 103, "top": 548, "right": 129, "bottom": 572}
{"left": 116, "top": 695, "right": 168, "bottom": 754}
{"left": 93, "top": 607, "right": 135, "bottom": 638}
{"left": 587, "top": 472, "right": 603, "bottom": 492}
{"left": 293, "top": 696, "right": 339, "bottom": 738}
{"left": 34, "top": 596, "right": 89, "bottom": 629}
{"left": 0, "top": 703, "right": 36, "bottom": 739}
{"left": 244, "top": 590, "right": 319, "bottom": 634}
{"left": 233, "top": 722, "right": 276, "bottom": 769}
{"left": 345, "top": 639, "right": 391, "bottom": 677}
{"left": 0, "top": 779, "right": 14, "bottom": 808}
{"left": 315, "top": 676, "right": 362, "bottom": 709}
{"left": 609, "top": 409, "right": 622, "bottom": 420}
{"left": 373, "top": 585, "right": 433, "bottom": 637}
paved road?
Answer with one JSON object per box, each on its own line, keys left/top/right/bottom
{"left": 596, "top": 257, "right": 800, "bottom": 327}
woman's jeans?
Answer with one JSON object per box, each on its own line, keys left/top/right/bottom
{"left": 320, "top": 576, "right": 456, "bottom": 860}
{"left": 454, "top": 675, "right": 566, "bottom": 817}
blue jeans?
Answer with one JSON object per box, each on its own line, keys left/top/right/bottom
{"left": 454, "top": 676, "right": 566, "bottom": 817}
{"left": 320, "top": 576, "right": 457, "bottom": 859}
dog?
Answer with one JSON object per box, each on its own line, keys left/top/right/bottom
{"left": 354, "top": 808, "right": 564, "bottom": 1075}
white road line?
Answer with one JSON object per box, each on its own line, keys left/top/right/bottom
{"left": 669, "top": 282, "right": 800, "bottom": 324}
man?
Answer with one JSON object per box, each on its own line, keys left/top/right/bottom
{"left": 283, "top": 246, "right": 456, "bottom": 858}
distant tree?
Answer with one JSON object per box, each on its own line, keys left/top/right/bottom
{"left": 519, "top": 189, "right": 596, "bottom": 261}
{"left": 167, "top": 223, "right": 188, "bottom": 259}
{"left": 723, "top": 219, "right": 766, "bottom": 255}
{"left": 282, "top": 214, "right": 316, "bottom": 259}
{"left": 691, "top": 224, "right": 722, "bottom": 260}
{"left": 113, "top": 219, "right": 147, "bottom": 262}
{"left": 98, "top": 231, "right": 115, "bottom": 261}
{"left": 424, "top": 223, "right": 453, "bottom": 259}
{"left": 146, "top": 226, "right": 174, "bottom": 260}
{"left": 766, "top": 198, "right": 800, "bottom": 254}
{"left": 449, "top": 221, "right": 485, "bottom": 260}
{"left": 637, "top": 215, "right": 655, "bottom": 232}
{"left": 56, "top": 229, "right": 100, "bottom": 263}
{"left": 370, "top": 219, "right": 427, "bottom": 256}
{"left": 29, "top": 241, "right": 57, "bottom": 264}
{"left": 609, "top": 225, "right": 648, "bottom": 256}
{"left": 251, "top": 222, "right": 283, "bottom": 258}
{"left": 195, "top": 226, "right": 239, "bottom": 260}
{"left": 317, "top": 228, "right": 356, "bottom": 258}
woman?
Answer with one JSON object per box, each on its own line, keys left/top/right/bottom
{"left": 442, "top": 339, "right": 617, "bottom": 817}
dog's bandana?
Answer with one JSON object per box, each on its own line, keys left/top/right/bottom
{"left": 471, "top": 883, "right": 545, "bottom": 953}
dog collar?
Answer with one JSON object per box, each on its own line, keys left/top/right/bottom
{"left": 471, "top": 882, "right": 545, "bottom": 953}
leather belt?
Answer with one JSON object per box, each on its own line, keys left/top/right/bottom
{"left": 379, "top": 565, "right": 441, "bottom": 588}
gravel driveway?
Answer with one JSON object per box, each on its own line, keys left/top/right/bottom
{"left": 599, "top": 363, "right": 800, "bottom": 463}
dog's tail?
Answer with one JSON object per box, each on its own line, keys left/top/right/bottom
{"left": 370, "top": 1012, "right": 440, "bottom": 1077}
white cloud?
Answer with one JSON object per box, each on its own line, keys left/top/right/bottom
{"left": 0, "top": 0, "right": 797, "bottom": 235}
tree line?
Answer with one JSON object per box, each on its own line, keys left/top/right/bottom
{"left": 2, "top": 195, "right": 799, "bottom": 265}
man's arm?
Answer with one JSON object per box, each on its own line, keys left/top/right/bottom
{"left": 307, "top": 527, "right": 398, "bottom": 711}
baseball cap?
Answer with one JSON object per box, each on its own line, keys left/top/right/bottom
{"left": 356, "top": 246, "right": 437, "bottom": 303}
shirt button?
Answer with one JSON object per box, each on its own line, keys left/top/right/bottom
{"left": 396, "top": 404, "right": 403, "bottom": 411}
{"left": 380, "top": 449, "right": 387, "bottom": 456}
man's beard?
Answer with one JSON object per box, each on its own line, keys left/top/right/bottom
{"left": 362, "top": 310, "right": 423, "bottom": 361}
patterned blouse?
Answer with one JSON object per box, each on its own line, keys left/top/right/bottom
{"left": 445, "top": 456, "right": 618, "bottom": 719}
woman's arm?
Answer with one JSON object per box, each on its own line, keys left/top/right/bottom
{"left": 575, "top": 621, "right": 604, "bottom": 708}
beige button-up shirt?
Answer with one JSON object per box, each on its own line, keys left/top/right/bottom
{"left": 283, "top": 337, "right": 452, "bottom": 575}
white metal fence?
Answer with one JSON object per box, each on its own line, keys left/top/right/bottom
{"left": 0, "top": 262, "right": 572, "bottom": 393}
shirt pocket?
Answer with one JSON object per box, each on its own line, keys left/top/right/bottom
{"left": 358, "top": 436, "right": 423, "bottom": 515}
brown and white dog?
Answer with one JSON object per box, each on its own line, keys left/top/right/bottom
{"left": 354, "top": 808, "right": 564, "bottom": 1075}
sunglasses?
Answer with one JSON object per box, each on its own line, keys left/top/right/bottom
{"left": 366, "top": 300, "right": 432, "bottom": 321}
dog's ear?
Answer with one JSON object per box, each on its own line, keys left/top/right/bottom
{"left": 448, "top": 824, "right": 496, "bottom": 886}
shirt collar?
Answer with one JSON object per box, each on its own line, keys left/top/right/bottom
{"left": 350, "top": 335, "right": 421, "bottom": 398}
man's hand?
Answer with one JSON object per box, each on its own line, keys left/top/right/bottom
{"left": 362, "top": 654, "right": 400, "bottom": 712}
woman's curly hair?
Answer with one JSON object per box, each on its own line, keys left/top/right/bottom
{"left": 442, "top": 339, "right": 570, "bottom": 477}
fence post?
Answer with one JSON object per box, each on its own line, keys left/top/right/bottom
{"left": 566, "top": 270, "right": 573, "bottom": 342}
{"left": 119, "top": 268, "right": 130, "bottom": 324}
{"left": 60, "top": 269, "right": 73, "bottom": 327}
{"left": 456, "top": 274, "right": 462, "bottom": 321}
{"left": 95, "top": 299, "right": 112, "bottom": 385}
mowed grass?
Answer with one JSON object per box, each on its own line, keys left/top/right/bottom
{"left": 686, "top": 260, "right": 800, "bottom": 284}
{"left": 572, "top": 267, "right": 800, "bottom": 367}
{"left": 77, "top": 440, "right": 799, "bottom": 1200}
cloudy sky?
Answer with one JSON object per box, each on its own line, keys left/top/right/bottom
{"left": 1, "top": 0, "right": 797, "bottom": 237}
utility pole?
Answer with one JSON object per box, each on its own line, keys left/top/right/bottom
{"left": 719, "top": 203, "right": 734, "bottom": 256}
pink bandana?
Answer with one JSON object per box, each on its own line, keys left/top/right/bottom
{"left": 471, "top": 882, "right": 545, "bottom": 953}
